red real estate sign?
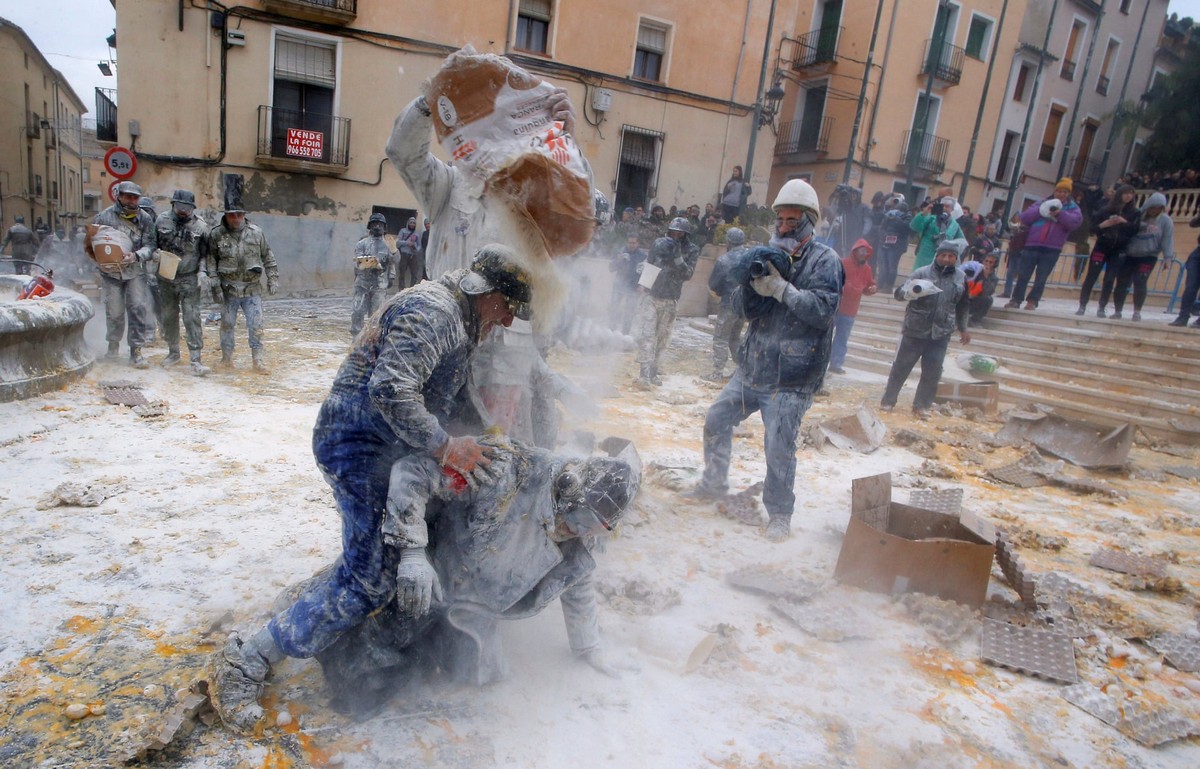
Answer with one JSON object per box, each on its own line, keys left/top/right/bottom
{"left": 285, "top": 128, "right": 324, "bottom": 159}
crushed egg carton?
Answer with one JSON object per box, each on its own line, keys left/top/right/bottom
{"left": 725, "top": 564, "right": 822, "bottom": 603}
{"left": 980, "top": 617, "right": 1078, "bottom": 684}
{"left": 994, "top": 529, "right": 1040, "bottom": 610}
{"left": 1063, "top": 683, "right": 1199, "bottom": 747}
{"left": 907, "top": 487, "right": 964, "bottom": 515}
{"left": 1088, "top": 547, "right": 1169, "bottom": 578}
{"left": 773, "top": 596, "right": 872, "bottom": 642}
{"left": 1145, "top": 633, "right": 1200, "bottom": 673}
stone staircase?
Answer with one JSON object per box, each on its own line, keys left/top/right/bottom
{"left": 691, "top": 293, "right": 1200, "bottom": 444}
{"left": 850, "top": 294, "right": 1200, "bottom": 444}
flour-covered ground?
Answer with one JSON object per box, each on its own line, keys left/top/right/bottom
{"left": 1, "top": 296, "right": 1198, "bottom": 769}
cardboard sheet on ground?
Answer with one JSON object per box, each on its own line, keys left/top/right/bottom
{"left": 834, "top": 472, "right": 995, "bottom": 608}
{"left": 995, "top": 407, "right": 1133, "bottom": 469}
{"left": 816, "top": 405, "right": 887, "bottom": 453}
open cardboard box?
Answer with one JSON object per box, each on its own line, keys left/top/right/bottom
{"left": 934, "top": 381, "right": 999, "bottom": 416}
{"left": 834, "top": 472, "right": 995, "bottom": 608}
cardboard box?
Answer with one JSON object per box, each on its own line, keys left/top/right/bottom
{"left": 934, "top": 381, "right": 999, "bottom": 415}
{"left": 834, "top": 472, "right": 995, "bottom": 608}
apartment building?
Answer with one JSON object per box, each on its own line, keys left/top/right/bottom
{"left": 767, "top": 0, "right": 1026, "bottom": 211}
{"left": 0, "top": 17, "right": 89, "bottom": 235}
{"left": 108, "top": 0, "right": 787, "bottom": 292}
{"left": 983, "top": 0, "right": 1170, "bottom": 216}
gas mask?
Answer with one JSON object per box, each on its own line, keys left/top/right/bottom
{"left": 770, "top": 217, "right": 815, "bottom": 255}
{"left": 369, "top": 224, "right": 385, "bottom": 237}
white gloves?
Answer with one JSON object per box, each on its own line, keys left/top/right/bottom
{"left": 750, "top": 262, "right": 789, "bottom": 301}
{"left": 396, "top": 548, "right": 443, "bottom": 616}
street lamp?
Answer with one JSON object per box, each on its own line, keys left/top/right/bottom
{"left": 97, "top": 61, "right": 113, "bottom": 76}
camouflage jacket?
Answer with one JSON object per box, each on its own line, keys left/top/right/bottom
{"left": 209, "top": 219, "right": 278, "bottom": 296}
{"left": 645, "top": 235, "right": 699, "bottom": 301}
{"left": 91, "top": 204, "right": 156, "bottom": 281}
{"left": 154, "top": 211, "right": 210, "bottom": 279}
{"left": 353, "top": 234, "right": 393, "bottom": 289}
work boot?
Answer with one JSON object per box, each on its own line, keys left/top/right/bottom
{"left": 189, "top": 351, "right": 211, "bottom": 377}
{"left": 105, "top": 342, "right": 120, "bottom": 360}
{"left": 764, "top": 515, "right": 791, "bottom": 543}
{"left": 1023, "top": 301, "right": 1036, "bottom": 310}
{"left": 161, "top": 349, "right": 182, "bottom": 368}
{"left": 700, "top": 370, "right": 725, "bottom": 383}
{"left": 685, "top": 482, "right": 726, "bottom": 501}
{"left": 218, "top": 350, "right": 234, "bottom": 369}
{"left": 209, "top": 629, "right": 282, "bottom": 734}
{"left": 1168, "top": 317, "right": 1189, "bottom": 327}
{"left": 635, "top": 365, "right": 655, "bottom": 389}
{"left": 129, "top": 347, "right": 150, "bottom": 370}
{"left": 1075, "top": 305, "right": 1086, "bottom": 316}
{"left": 1096, "top": 307, "right": 1107, "bottom": 318}
{"left": 648, "top": 366, "right": 662, "bottom": 386}
{"left": 1110, "top": 310, "right": 1122, "bottom": 320}
{"left": 251, "top": 348, "right": 269, "bottom": 375}
{"left": 1131, "top": 311, "right": 1142, "bottom": 322}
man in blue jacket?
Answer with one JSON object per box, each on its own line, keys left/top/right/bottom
{"left": 690, "top": 180, "right": 844, "bottom": 542}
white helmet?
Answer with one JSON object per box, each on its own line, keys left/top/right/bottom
{"left": 772, "top": 179, "right": 820, "bottom": 223}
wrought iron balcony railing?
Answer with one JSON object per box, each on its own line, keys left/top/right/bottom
{"left": 900, "top": 129, "right": 949, "bottom": 176}
{"left": 921, "top": 39, "right": 965, "bottom": 85}
{"left": 775, "top": 116, "right": 833, "bottom": 155}
{"left": 261, "top": 0, "right": 357, "bottom": 24}
{"left": 95, "top": 88, "right": 118, "bottom": 143}
{"left": 256, "top": 105, "right": 351, "bottom": 171}
{"left": 790, "top": 26, "right": 842, "bottom": 69}
{"left": 1069, "top": 156, "right": 1104, "bottom": 186}
{"left": 1096, "top": 74, "right": 1110, "bottom": 95}
{"left": 1061, "top": 60, "right": 1077, "bottom": 81}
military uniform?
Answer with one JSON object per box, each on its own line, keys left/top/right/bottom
{"left": 635, "top": 234, "right": 699, "bottom": 382}
{"left": 155, "top": 210, "right": 211, "bottom": 362}
{"left": 351, "top": 233, "right": 393, "bottom": 336}
{"left": 91, "top": 204, "right": 157, "bottom": 354}
{"left": 209, "top": 218, "right": 278, "bottom": 360}
{"left": 1, "top": 222, "right": 39, "bottom": 275}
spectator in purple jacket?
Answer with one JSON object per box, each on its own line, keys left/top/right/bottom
{"left": 1005, "top": 177, "right": 1084, "bottom": 311}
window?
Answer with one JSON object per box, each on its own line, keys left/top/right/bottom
{"left": 82, "top": 165, "right": 90, "bottom": 183}
{"left": 995, "top": 130, "right": 1019, "bottom": 183}
{"left": 1039, "top": 104, "right": 1066, "bottom": 163}
{"left": 1013, "top": 63, "right": 1031, "bottom": 102}
{"left": 1119, "top": 0, "right": 1132, "bottom": 14}
{"left": 1061, "top": 20, "right": 1085, "bottom": 80}
{"left": 271, "top": 34, "right": 337, "bottom": 162}
{"left": 1097, "top": 38, "right": 1118, "bottom": 95}
{"left": 515, "top": 0, "right": 551, "bottom": 54}
{"left": 966, "top": 15, "right": 994, "bottom": 60}
{"left": 615, "top": 125, "right": 663, "bottom": 211}
{"left": 634, "top": 21, "right": 668, "bottom": 81}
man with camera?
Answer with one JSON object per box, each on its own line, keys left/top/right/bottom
{"left": 690, "top": 180, "right": 844, "bottom": 542}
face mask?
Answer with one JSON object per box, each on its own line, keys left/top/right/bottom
{"left": 369, "top": 224, "right": 384, "bottom": 236}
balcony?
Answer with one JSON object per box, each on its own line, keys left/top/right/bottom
{"left": 261, "top": 0, "right": 356, "bottom": 25}
{"left": 921, "top": 38, "right": 965, "bottom": 85}
{"left": 256, "top": 105, "right": 350, "bottom": 175}
{"left": 1096, "top": 74, "right": 1110, "bottom": 95}
{"left": 44, "top": 127, "right": 57, "bottom": 149}
{"left": 775, "top": 116, "right": 833, "bottom": 155}
{"left": 25, "top": 112, "right": 40, "bottom": 139}
{"left": 95, "top": 88, "right": 118, "bottom": 143}
{"left": 1061, "top": 60, "right": 1077, "bottom": 80}
{"left": 789, "top": 26, "right": 842, "bottom": 69}
{"left": 1069, "top": 156, "right": 1103, "bottom": 186}
{"left": 900, "top": 130, "right": 949, "bottom": 177}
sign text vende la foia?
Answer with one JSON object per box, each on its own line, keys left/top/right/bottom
{"left": 285, "top": 128, "right": 324, "bottom": 159}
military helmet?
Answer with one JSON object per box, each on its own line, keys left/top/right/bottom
{"left": 368, "top": 212, "right": 387, "bottom": 226}
{"left": 114, "top": 180, "right": 143, "bottom": 198}
{"left": 459, "top": 244, "right": 534, "bottom": 320}
{"left": 667, "top": 216, "right": 692, "bottom": 234}
{"left": 554, "top": 457, "right": 638, "bottom": 531}
{"left": 14, "top": 215, "right": 24, "bottom": 224}
{"left": 171, "top": 190, "right": 196, "bottom": 208}
{"left": 138, "top": 197, "right": 156, "bottom": 214}
{"left": 724, "top": 227, "right": 746, "bottom": 246}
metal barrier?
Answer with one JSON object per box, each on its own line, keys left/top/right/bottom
{"left": 997, "top": 248, "right": 1187, "bottom": 311}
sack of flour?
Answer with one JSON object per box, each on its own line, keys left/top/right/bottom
{"left": 426, "top": 48, "right": 595, "bottom": 258}
{"left": 86, "top": 224, "right": 135, "bottom": 275}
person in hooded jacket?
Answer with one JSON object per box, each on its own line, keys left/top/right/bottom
{"left": 1005, "top": 177, "right": 1084, "bottom": 311}
{"left": 880, "top": 238, "right": 972, "bottom": 418}
{"left": 690, "top": 179, "right": 843, "bottom": 543}
{"left": 1111, "top": 192, "right": 1175, "bottom": 321}
{"left": 829, "top": 238, "right": 877, "bottom": 374}
{"left": 209, "top": 245, "right": 536, "bottom": 733}
{"left": 1077, "top": 184, "right": 1140, "bottom": 317}
{"left": 909, "top": 197, "right": 964, "bottom": 271}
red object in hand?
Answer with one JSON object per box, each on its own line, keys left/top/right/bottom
{"left": 18, "top": 274, "right": 54, "bottom": 300}
{"left": 441, "top": 466, "right": 468, "bottom": 494}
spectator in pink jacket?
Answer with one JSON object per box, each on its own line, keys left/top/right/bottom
{"left": 1005, "top": 177, "right": 1084, "bottom": 311}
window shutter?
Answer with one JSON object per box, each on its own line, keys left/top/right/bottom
{"left": 275, "top": 37, "right": 336, "bottom": 89}
{"left": 519, "top": 0, "right": 552, "bottom": 21}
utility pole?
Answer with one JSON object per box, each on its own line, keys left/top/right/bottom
{"left": 1003, "top": 0, "right": 1060, "bottom": 225}
{"left": 1058, "top": 0, "right": 1107, "bottom": 180}
{"left": 843, "top": 0, "right": 886, "bottom": 184}
{"left": 1096, "top": 0, "right": 1152, "bottom": 183}
{"left": 959, "top": 0, "right": 1010, "bottom": 202}
{"left": 742, "top": 0, "right": 779, "bottom": 219}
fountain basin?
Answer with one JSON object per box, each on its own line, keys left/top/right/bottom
{"left": 0, "top": 275, "right": 95, "bottom": 402}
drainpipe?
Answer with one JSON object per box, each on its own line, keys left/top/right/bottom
{"left": 1003, "top": 0, "right": 1060, "bottom": 225}
{"left": 505, "top": 0, "right": 517, "bottom": 53}
{"left": 959, "top": 0, "right": 1010, "bottom": 203}
{"left": 741, "top": 0, "right": 779, "bottom": 218}
{"left": 1057, "top": 0, "right": 1107, "bottom": 180}
{"left": 862, "top": 0, "right": 901, "bottom": 174}
{"left": 1096, "top": 0, "right": 1152, "bottom": 183}
{"left": 843, "top": 0, "right": 887, "bottom": 184}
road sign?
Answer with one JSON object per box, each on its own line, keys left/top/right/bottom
{"left": 108, "top": 180, "right": 123, "bottom": 202}
{"left": 104, "top": 146, "right": 137, "bottom": 179}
